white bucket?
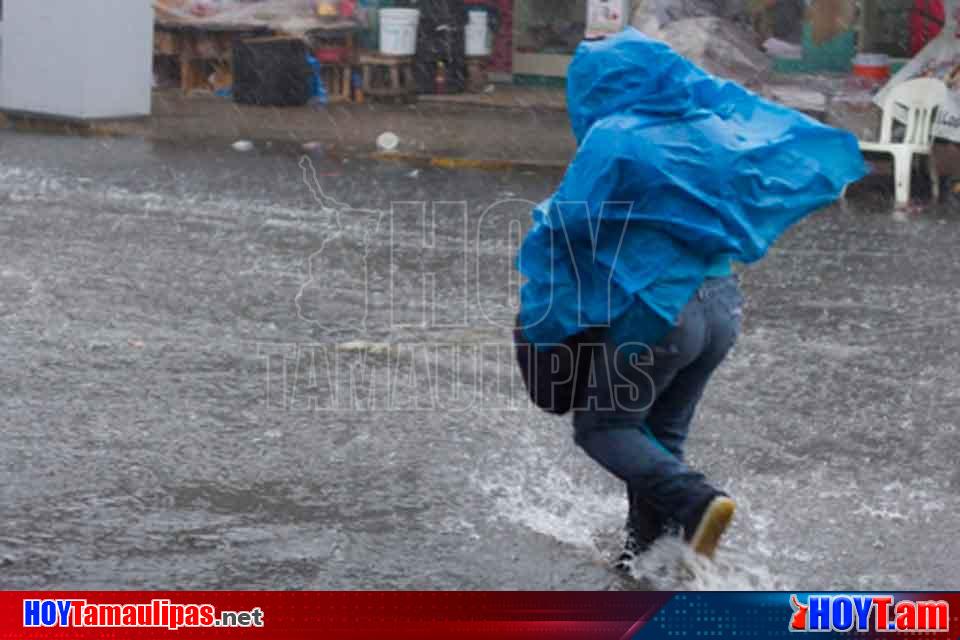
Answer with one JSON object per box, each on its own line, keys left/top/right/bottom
{"left": 465, "top": 11, "right": 490, "bottom": 56}
{"left": 379, "top": 9, "right": 420, "bottom": 56}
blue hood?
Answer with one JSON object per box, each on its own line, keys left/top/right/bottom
{"left": 518, "top": 28, "right": 867, "bottom": 346}
{"left": 567, "top": 33, "right": 702, "bottom": 143}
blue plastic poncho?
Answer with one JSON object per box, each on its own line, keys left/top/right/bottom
{"left": 518, "top": 29, "right": 867, "bottom": 346}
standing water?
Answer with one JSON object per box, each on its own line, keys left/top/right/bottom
{"left": 0, "top": 132, "right": 958, "bottom": 589}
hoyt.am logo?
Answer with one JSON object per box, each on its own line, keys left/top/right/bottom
{"left": 789, "top": 594, "right": 950, "bottom": 633}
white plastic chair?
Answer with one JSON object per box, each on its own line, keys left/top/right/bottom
{"left": 858, "top": 78, "right": 949, "bottom": 206}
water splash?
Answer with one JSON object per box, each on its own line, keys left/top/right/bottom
{"left": 474, "top": 464, "right": 623, "bottom": 550}
{"left": 620, "top": 536, "right": 788, "bottom": 590}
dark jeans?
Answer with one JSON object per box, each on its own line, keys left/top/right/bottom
{"left": 573, "top": 275, "right": 743, "bottom": 529}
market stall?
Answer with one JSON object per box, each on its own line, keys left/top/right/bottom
{"left": 154, "top": 0, "right": 363, "bottom": 98}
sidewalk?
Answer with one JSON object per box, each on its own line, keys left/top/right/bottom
{"left": 2, "top": 81, "right": 918, "bottom": 174}
{"left": 418, "top": 84, "right": 567, "bottom": 112}
{"left": 2, "top": 89, "right": 577, "bottom": 171}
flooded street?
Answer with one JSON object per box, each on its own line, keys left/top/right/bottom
{"left": 1, "top": 130, "right": 959, "bottom": 589}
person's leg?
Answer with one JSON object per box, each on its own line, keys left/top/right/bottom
{"left": 574, "top": 295, "right": 712, "bottom": 553}
{"left": 581, "top": 419, "right": 729, "bottom": 557}
{"left": 646, "top": 276, "right": 743, "bottom": 461}
{"left": 622, "top": 303, "right": 711, "bottom": 550}
{"left": 621, "top": 276, "right": 742, "bottom": 557}
{"left": 624, "top": 486, "right": 666, "bottom": 557}
{"left": 575, "top": 419, "right": 715, "bottom": 521}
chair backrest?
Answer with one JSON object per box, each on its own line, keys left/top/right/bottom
{"left": 877, "top": 77, "right": 949, "bottom": 147}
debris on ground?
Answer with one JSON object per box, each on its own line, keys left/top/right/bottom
{"left": 641, "top": 17, "right": 772, "bottom": 87}
{"left": 763, "top": 37, "right": 803, "bottom": 60}
{"left": 377, "top": 132, "right": 399, "bottom": 153}
{"left": 633, "top": 0, "right": 751, "bottom": 30}
{"left": 632, "top": 0, "right": 769, "bottom": 86}
{"left": 232, "top": 140, "right": 254, "bottom": 152}
{"left": 764, "top": 85, "right": 828, "bottom": 117}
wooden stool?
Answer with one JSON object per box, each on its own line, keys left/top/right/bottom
{"left": 466, "top": 56, "right": 491, "bottom": 94}
{"left": 357, "top": 53, "right": 416, "bottom": 101}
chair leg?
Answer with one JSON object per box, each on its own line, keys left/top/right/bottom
{"left": 893, "top": 149, "right": 914, "bottom": 207}
{"left": 929, "top": 153, "right": 941, "bottom": 203}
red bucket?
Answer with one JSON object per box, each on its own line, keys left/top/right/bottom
{"left": 853, "top": 54, "right": 891, "bottom": 83}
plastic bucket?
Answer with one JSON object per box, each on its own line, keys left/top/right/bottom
{"left": 379, "top": 8, "right": 420, "bottom": 56}
{"left": 852, "top": 53, "right": 890, "bottom": 83}
{"left": 465, "top": 11, "right": 490, "bottom": 56}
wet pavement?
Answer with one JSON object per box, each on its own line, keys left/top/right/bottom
{"left": 1, "top": 130, "right": 959, "bottom": 590}
{"left": 44, "top": 90, "right": 576, "bottom": 170}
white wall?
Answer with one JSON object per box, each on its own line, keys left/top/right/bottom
{"left": 0, "top": 0, "right": 153, "bottom": 119}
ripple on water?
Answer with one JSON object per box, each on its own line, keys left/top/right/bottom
{"left": 0, "top": 269, "right": 38, "bottom": 318}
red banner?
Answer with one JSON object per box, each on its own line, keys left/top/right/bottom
{"left": 2, "top": 592, "right": 671, "bottom": 640}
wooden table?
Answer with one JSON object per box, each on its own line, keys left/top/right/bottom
{"left": 155, "top": 22, "right": 270, "bottom": 94}
{"left": 154, "top": 13, "right": 362, "bottom": 97}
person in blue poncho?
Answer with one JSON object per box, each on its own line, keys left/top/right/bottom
{"left": 515, "top": 28, "right": 865, "bottom": 564}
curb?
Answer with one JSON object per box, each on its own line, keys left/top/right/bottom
{"left": 1, "top": 113, "right": 571, "bottom": 173}
{"left": 416, "top": 94, "right": 568, "bottom": 114}
{"left": 4, "top": 114, "right": 128, "bottom": 138}
{"left": 370, "top": 151, "right": 566, "bottom": 172}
